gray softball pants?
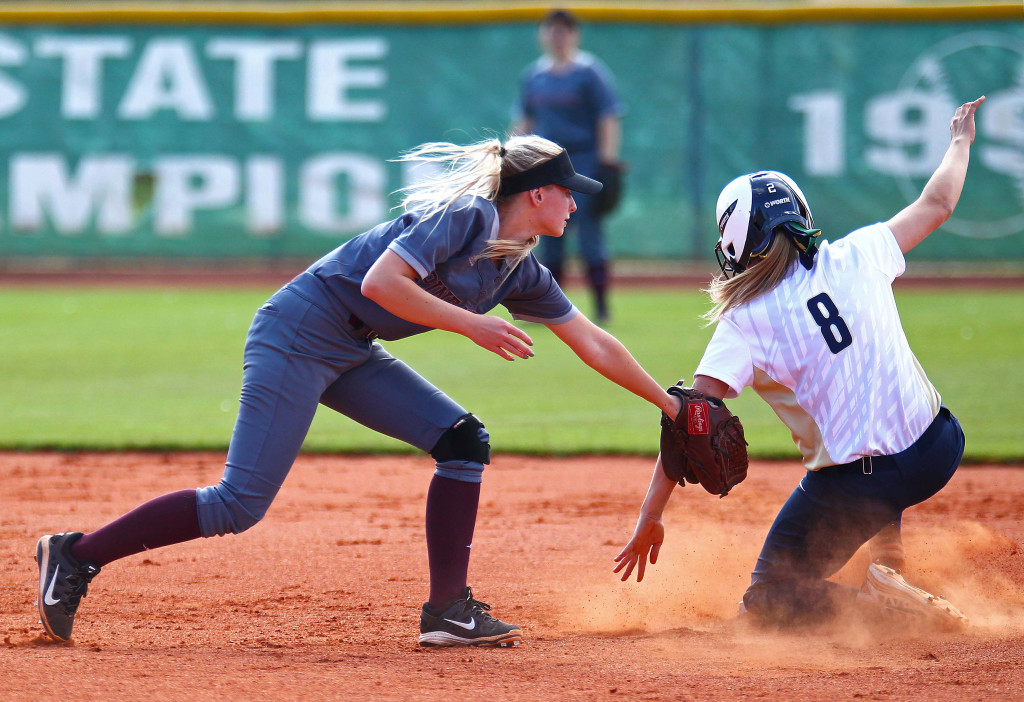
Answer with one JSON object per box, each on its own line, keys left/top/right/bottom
{"left": 195, "top": 287, "right": 483, "bottom": 538}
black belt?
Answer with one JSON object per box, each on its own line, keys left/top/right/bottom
{"left": 833, "top": 454, "right": 892, "bottom": 475}
{"left": 347, "top": 313, "right": 378, "bottom": 341}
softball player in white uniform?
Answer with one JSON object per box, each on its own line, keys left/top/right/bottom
{"left": 615, "top": 97, "right": 985, "bottom": 629}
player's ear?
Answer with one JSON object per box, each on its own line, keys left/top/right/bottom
{"left": 529, "top": 187, "right": 544, "bottom": 206}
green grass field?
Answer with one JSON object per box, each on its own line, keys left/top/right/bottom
{"left": 0, "top": 285, "right": 1020, "bottom": 461}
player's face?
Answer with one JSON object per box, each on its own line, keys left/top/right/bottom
{"left": 539, "top": 23, "right": 579, "bottom": 61}
{"left": 537, "top": 185, "right": 577, "bottom": 237}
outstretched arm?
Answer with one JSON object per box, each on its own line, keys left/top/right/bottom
{"left": 613, "top": 374, "right": 735, "bottom": 582}
{"left": 363, "top": 250, "right": 534, "bottom": 361}
{"left": 613, "top": 455, "right": 676, "bottom": 582}
{"left": 547, "top": 313, "right": 680, "bottom": 415}
{"left": 886, "top": 96, "right": 984, "bottom": 254}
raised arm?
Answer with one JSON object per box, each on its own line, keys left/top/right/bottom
{"left": 362, "top": 250, "right": 534, "bottom": 361}
{"left": 886, "top": 96, "right": 984, "bottom": 254}
{"left": 546, "top": 313, "right": 679, "bottom": 415}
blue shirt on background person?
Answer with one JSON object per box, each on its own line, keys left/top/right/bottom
{"left": 513, "top": 8, "right": 623, "bottom": 324}
{"left": 517, "top": 51, "right": 622, "bottom": 155}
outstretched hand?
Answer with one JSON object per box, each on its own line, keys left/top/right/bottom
{"left": 613, "top": 515, "right": 665, "bottom": 582}
{"left": 465, "top": 314, "right": 534, "bottom": 361}
{"left": 951, "top": 95, "right": 984, "bottom": 144}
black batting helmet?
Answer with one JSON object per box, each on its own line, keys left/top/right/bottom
{"left": 714, "top": 170, "right": 820, "bottom": 278}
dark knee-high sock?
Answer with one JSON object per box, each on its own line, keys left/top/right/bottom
{"left": 425, "top": 475, "right": 480, "bottom": 609}
{"left": 70, "top": 489, "right": 202, "bottom": 567}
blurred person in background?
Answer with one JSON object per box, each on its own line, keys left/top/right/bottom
{"left": 513, "top": 8, "right": 624, "bottom": 325}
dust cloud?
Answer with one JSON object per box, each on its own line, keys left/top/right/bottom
{"left": 904, "top": 520, "right": 1024, "bottom": 633}
{"left": 563, "top": 518, "right": 1023, "bottom": 667}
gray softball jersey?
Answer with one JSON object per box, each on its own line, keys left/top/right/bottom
{"left": 289, "top": 195, "right": 579, "bottom": 339}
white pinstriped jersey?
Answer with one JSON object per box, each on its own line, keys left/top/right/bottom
{"left": 695, "top": 223, "right": 941, "bottom": 470}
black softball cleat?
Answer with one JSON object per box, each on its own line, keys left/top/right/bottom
{"left": 36, "top": 532, "right": 101, "bottom": 642}
{"left": 418, "top": 586, "right": 522, "bottom": 648}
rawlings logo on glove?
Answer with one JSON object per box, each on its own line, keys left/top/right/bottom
{"left": 660, "top": 381, "right": 749, "bottom": 497}
{"left": 687, "top": 401, "right": 709, "bottom": 434}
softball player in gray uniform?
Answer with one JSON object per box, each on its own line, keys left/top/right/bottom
{"left": 615, "top": 97, "right": 984, "bottom": 630}
{"left": 36, "top": 135, "right": 681, "bottom": 647}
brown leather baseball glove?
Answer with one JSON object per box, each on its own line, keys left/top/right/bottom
{"left": 660, "top": 382, "right": 749, "bottom": 497}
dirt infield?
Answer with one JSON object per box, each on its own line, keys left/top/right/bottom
{"left": 2, "top": 453, "right": 1022, "bottom": 701}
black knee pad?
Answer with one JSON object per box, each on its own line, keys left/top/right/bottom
{"left": 430, "top": 413, "right": 491, "bottom": 465}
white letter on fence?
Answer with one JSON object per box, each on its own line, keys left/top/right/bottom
{"left": 0, "top": 36, "right": 27, "bottom": 118}
{"left": 36, "top": 36, "right": 131, "bottom": 119}
{"left": 207, "top": 38, "right": 302, "bottom": 121}
{"left": 154, "top": 156, "right": 239, "bottom": 235}
{"left": 979, "top": 90, "right": 1024, "bottom": 179}
{"left": 119, "top": 38, "right": 214, "bottom": 120}
{"left": 246, "top": 156, "right": 284, "bottom": 235}
{"left": 865, "top": 90, "right": 952, "bottom": 178}
{"left": 299, "top": 153, "right": 385, "bottom": 233}
{"left": 788, "top": 91, "right": 846, "bottom": 177}
{"left": 308, "top": 39, "right": 387, "bottom": 122}
{"left": 11, "top": 154, "right": 134, "bottom": 234}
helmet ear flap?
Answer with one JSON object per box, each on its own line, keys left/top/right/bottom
{"left": 748, "top": 228, "right": 776, "bottom": 260}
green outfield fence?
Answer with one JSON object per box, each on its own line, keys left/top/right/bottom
{"left": 0, "top": 2, "right": 1021, "bottom": 263}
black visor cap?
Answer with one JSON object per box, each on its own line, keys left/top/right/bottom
{"left": 499, "top": 150, "right": 603, "bottom": 196}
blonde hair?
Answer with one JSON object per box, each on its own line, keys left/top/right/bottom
{"left": 395, "top": 135, "right": 564, "bottom": 267}
{"left": 702, "top": 235, "right": 800, "bottom": 324}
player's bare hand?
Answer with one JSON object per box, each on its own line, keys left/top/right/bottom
{"left": 951, "top": 96, "right": 984, "bottom": 144}
{"left": 664, "top": 392, "right": 683, "bottom": 420}
{"left": 613, "top": 514, "right": 665, "bottom": 583}
{"left": 466, "top": 315, "right": 534, "bottom": 361}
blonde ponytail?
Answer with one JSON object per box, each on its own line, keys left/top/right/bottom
{"left": 395, "top": 138, "right": 504, "bottom": 220}
{"left": 397, "top": 134, "right": 565, "bottom": 270}
{"left": 703, "top": 236, "right": 800, "bottom": 324}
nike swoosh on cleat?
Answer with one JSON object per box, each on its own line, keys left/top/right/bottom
{"left": 43, "top": 565, "right": 62, "bottom": 606}
{"left": 443, "top": 616, "right": 475, "bottom": 631}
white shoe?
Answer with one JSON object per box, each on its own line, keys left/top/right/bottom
{"left": 860, "top": 563, "right": 968, "bottom": 631}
